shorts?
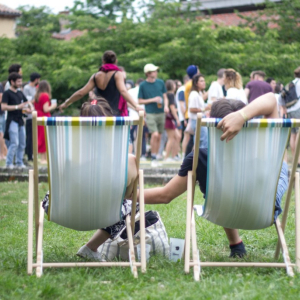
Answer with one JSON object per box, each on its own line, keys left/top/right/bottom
{"left": 165, "top": 117, "right": 176, "bottom": 130}
{"left": 190, "top": 118, "right": 208, "bottom": 149}
{"left": 287, "top": 108, "right": 300, "bottom": 134}
{"left": 146, "top": 113, "right": 165, "bottom": 134}
{"left": 0, "top": 114, "right": 5, "bottom": 133}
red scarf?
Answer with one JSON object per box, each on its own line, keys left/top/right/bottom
{"left": 99, "top": 64, "right": 128, "bottom": 116}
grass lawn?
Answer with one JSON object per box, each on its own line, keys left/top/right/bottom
{"left": 0, "top": 181, "right": 300, "bottom": 300}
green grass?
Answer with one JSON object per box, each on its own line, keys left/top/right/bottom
{"left": 0, "top": 181, "right": 300, "bottom": 300}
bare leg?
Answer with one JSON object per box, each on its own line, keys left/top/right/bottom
{"left": 86, "top": 230, "right": 111, "bottom": 252}
{"left": 182, "top": 132, "right": 190, "bottom": 157}
{"left": 223, "top": 228, "right": 241, "bottom": 244}
{"left": 165, "top": 129, "right": 176, "bottom": 159}
{"left": 150, "top": 131, "right": 161, "bottom": 156}
{"left": 0, "top": 132, "right": 7, "bottom": 159}
{"left": 290, "top": 132, "right": 300, "bottom": 164}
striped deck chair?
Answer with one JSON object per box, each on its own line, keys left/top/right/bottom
{"left": 185, "top": 114, "right": 300, "bottom": 281}
{"left": 27, "top": 111, "right": 146, "bottom": 278}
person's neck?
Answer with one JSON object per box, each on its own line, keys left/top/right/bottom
{"left": 9, "top": 85, "right": 17, "bottom": 93}
{"left": 29, "top": 82, "right": 35, "bottom": 87}
{"left": 146, "top": 77, "right": 156, "bottom": 83}
{"left": 217, "top": 78, "right": 223, "bottom": 85}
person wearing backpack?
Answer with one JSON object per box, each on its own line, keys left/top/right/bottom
{"left": 279, "top": 66, "right": 300, "bottom": 166}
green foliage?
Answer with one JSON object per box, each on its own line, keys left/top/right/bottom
{"left": 0, "top": 3, "right": 300, "bottom": 115}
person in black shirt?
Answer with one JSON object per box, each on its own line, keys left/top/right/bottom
{"left": 141, "top": 93, "right": 287, "bottom": 258}
{"left": 1, "top": 73, "right": 32, "bottom": 168}
{"left": 0, "top": 82, "right": 7, "bottom": 160}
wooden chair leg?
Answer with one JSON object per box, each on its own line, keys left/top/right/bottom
{"left": 36, "top": 203, "right": 45, "bottom": 277}
{"left": 275, "top": 218, "right": 294, "bottom": 277}
{"left": 138, "top": 170, "right": 146, "bottom": 273}
{"left": 295, "top": 172, "right": 300, "bottom": 272}
{"left": 191, "top": 211, "right": 200, "bottom": 281}
{"left": 27, "top": 170, "right": 34, "bottom": 275}
{"left": 126, "top": 215, "right": 138, "bottom": 278}
{"left": 184, "top": 171, "right": 193, "bottom": 274}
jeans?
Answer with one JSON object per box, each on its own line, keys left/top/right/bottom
{"left": 6, "top": 121, "right": 25, "bottom": 166}
{"left": 274, "top": 161, "right": 288, "bottom": 222}
{"left": 25, "top": 119, "right": 33, "bottom": 160}
{"left": 190, "top": 119, "right": 208, "bottom": 149}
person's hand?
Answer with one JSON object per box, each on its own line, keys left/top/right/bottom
{"left": 51, "top": 102, "right": 58, "bottom": 110}
{"left": 164, "top": 106, "right": 169, "bottom": 114}
{"left": 217, "top": 110, "right": 245, "bottom": 142}
{"left": 154, "top": 96, "right": 161, "bottom": 103}
{"left": 19, "top": 102, "right": 27, "bottom": 109}
{"left": 58, "top": 101, "right": 68, "bottom": 112}
{"left": 24, "top": 108, "right": 32, "bottom": 114}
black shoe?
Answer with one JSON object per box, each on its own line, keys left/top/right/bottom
{"left": 229, "top": 241, "right": 247, "bottom": 258}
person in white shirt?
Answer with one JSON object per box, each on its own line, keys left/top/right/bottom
{"left": 187, "top": 74, "right": 208, "bottom": 148}
{"left": 224, "top": 68, "right": 247, "bottom": 104}
{"left": 278, "top": 66, "right": 300, "bottom": 166}
{"left": 208, "top": 68, "right": 225, "bottom": 103}
{"left": 128, "top": 78, "right": 144, "bottom": 155}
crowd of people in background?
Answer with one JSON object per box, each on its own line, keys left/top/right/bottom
{"left": 0, "top": 50, "right": 300, "bottom": 168}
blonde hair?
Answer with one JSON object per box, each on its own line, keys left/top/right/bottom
{"left": 224, "top": 68, "right": 243, "bottom": 89}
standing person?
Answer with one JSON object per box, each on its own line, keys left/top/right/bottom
{"left": 208, "top": 68, "right": 225, "bottom": 103}
{"left": 182, "top": 65, "right": 200, "bottom": 158}
{"left": 23, "top": 72, "right": 41, "bottom": 163}
{"left": 138, "top": 63, "right": 169, "bottom": 160}
{"left": 278, "top": 66, "right": 300, "bottom": 166}
{"left": 188, "top": 74, "right": 208, "bottom": 148}
{"left": 175, "top": 75, "right": 189, "bottom": 145}
{"left": 0, "top": 82, "right": 7, "bottom": 160}
{"left": 164, "top": 80, "right": 181, "bottom": 161}
{"left": 266, "top": 77, "right": 277, "bottom": 93}
{"left": 244, "top": 70, "right": 272, "bottom": 103}
{"left": 34, "top": 81, "right": 57, "bottom": 164}
{"left": 224, "top": 69, "right": 247, "bottom": 104}
{"left": 128, "top": 78, "right": 144, "bottom": 154}
{"left": 4, "top": 64, "right": 22, "bottom": 91}
{"left": 1, "top": 73, "right": 32, "bottom": 168}
{"left": 59, "top": 50, "right": 142, "bottom": 116}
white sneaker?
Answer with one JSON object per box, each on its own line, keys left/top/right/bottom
{"left": 140, "top": 156, "right": 147, "bottom": 161}
{"left": 165, "top": 157, "right": 175, "bottom": 162}
{"left": 6, "top": 164, "right": 14, "bottom": 169}
{"left": 16, "top": 164, "right": 27, "bottom": 169}
{"left": 77, "top": 245, "right": 103, "bottom": 261}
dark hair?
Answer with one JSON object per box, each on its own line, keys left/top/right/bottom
{"left": 211, "top": 99, "right": 246, "bottom": 118}
{"left": 294, "top": 66, "right": 300, "bottom": 78}
{"left": 102, "top": 50, "right": 117, "bottom": 64}
{"left": 165, "top": 79, "right": 175, "bottom": 92}
{"left": 217, "top": 68, "right": 225, "bottom": 79}
{"left": 35, "top": 80, "right": 51, "bottom": 103}
{"left": 266, "top": 77, "right": 274, "bottom": 83}
{"left": 8, "top": 64, "right": 21, "bottom": 74}
{"left": 8, "top": 72, "right": 22, "bottom": 84}
{"left": 253, "top": 70, "right": 266, "bottom": 79}
{"left": 80, "top": 97, "right": 114, "bottom": 117}
{"left": 191, "top": 74, "right": 204, "bottom": 92}
{"left": 136, "top": 78, "right": 144, "bottom": 85}
{"left": 30, "top": 72, "right": 41, "bottom": 82}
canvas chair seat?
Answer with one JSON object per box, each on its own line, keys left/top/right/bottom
{"left": 28, "top": 112, "right": 147, "bottom": 278}
{"left": 184, "top": 115, "right": 300, "bottom": 281}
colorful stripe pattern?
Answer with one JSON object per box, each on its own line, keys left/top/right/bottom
{"left": 46, "top": 121, "right": 130, "bottom": 231}
{"left": 201, "top": 118, "right": 300, "bottom": 128}
{"left": 201, "top": 126, "right": 290, "bottom": 230}
{"left": 38, "top": 116, "right": 138, "bottom": 126}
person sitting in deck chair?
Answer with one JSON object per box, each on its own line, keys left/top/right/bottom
{"left": 140, "top": 92, "right": 288, "bottom": 258}
{"left": 42, "top": 97, "right": 139, "bottom": 261}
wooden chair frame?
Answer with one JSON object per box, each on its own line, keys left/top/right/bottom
{"left": 28, "top": 111, "right": 146, "bottom": 278}
{"left": 184, "top": 113, "right": 300, "bottom": 281}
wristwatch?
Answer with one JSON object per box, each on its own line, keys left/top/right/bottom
{"left": 15, "top": 105, "right": 18, "bottom": 110}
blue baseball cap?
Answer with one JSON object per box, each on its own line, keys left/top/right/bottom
{"left": 186, "top": 65, "right": 198, "bottom": 79}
